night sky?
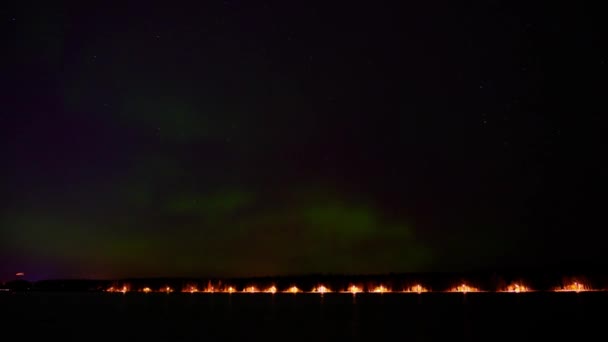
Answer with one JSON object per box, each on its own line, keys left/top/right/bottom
{"left": 2, "top": 2, "right": 606, "bottom": 280}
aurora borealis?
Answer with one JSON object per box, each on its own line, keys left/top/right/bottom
{"left": 2, "top": 2, "right": 605, "bottom": 280}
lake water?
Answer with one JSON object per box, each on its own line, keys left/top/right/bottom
{"left": 1, "top": 292, "right": 605, "bottom": 341}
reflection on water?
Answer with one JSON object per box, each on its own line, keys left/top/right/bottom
{"left": 0, "top": 292, "right": 605, "bottom": 341}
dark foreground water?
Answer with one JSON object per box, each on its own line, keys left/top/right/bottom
{"left": 1, "top": 292, "right": 606, "bottom": 341}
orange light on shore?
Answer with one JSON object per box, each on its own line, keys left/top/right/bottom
{"left": 264, "top": 286, "right": 277, "bottom": 294}
{"left": 285, "top": 286, "right": 300, "bottom": 294}
{"left": 204, "top": 283, "right": 215, "bottom": 293}
{"left": 313, "top": 285, "right": 330, "bottom": 294}
{"left": 451, "top": 284, "right": 479, "bottom": 293}
{"left": 348, "top": 285, "right": 362, "bottom": 294}
{"left": 243, "top": 286, "right": 258, "bottom": 293}
{"left": 371, "top": 285, "right": 389, "bottom": 293}
{"left": 183, "top": 285, "right": 199, "bottom": 293}
{"left": 555, "top": 281, "right": 588, "bottom": 292}
{"left": 94, "top": 279, "right": 608, "bottom": 295}
{"left": 505, "top": 283, "right": 529, "bottom": 293}
{"left": 405, "top": 284, "right": 428, "bottom": 293}
{"left": 106, "top": 284, "right": 129, "bottom": 293}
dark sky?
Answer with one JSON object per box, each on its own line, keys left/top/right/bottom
{"left": 2, "top": 1, "right": 606, "bottom": 280}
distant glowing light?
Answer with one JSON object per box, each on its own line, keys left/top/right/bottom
{"left": 106, "top": 284, "right": 130, "bottom": 293}
{"left": 15, "top": 272, "right": 25, "bottom": 277}
{"left": 243, "top": 286, "right": 258, "bottom": 293}
{"left": 555, "top": 281, "right": 589, "bottom": 292}
{"left": 372, "top": 285, "right": 389, "bottom": 293}
{"left": 405, "top": 284, "right": 428, "bottom": 293}
{"left": 183, "top": 285, "right": 199, "bottom": 293}
{"left": 313, "top": 285, "right": 330, "bottom": 294}
{"left": 286, "top": 286, "right": 300, "bottom": 294}
{"left": 204, "top": 284, "right": 215, "bottom": 293}
{"left": 96, "top": 278, "right": 607, "bottom": 295}
{"left": 451, "top": 284, "right": 479, "bottom": 293}
{"left": 348, "top": 285, "right": 362, "bottom": 294}
{"left": 505, "top": 283, "right": 529, "bottom": 293}
{"left": 264, "top": 286, "right": 277, "bottom": 294}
